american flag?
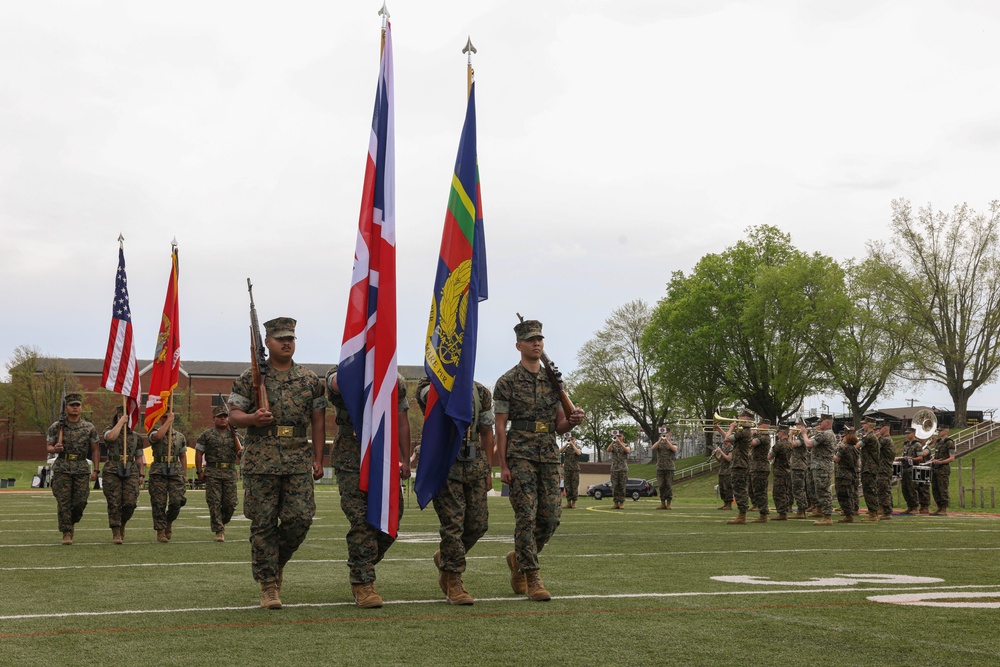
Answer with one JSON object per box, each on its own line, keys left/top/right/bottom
{"left": 101, "top": 243, "right": 141, "bottom": 429}
{"left": 337, "top": 21, "right": 400, "bottom": 537}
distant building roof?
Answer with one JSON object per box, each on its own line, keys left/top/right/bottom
{"left": 866, "top": 406, "right": 936, "bottom": 420}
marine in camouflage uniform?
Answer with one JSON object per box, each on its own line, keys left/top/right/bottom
{"left": 858, "top": 418, "right": 881, "bottom": 520}
{"left": 713, "top": 440, "right": 734, "bottom": 509}
{"left": 805, "top": 414, "right": 836, "bottom": 525}
{"left": 877, "top": 423, "right": 896, "bottom": 518}
{"left": 326, "top": 365, "right": 409, "bottom": 608}
{"left": 898, "top": 427, "right": 924, "bottom": 513}
{"left": 417, "top": 379, "right": 495, "bottom": 605}
{"left": 769, "top": 426, "right": 793, "bottom": 519}
{"left": 147, "top": 412, "right": 188, "bottom": 542}
{"left": 788, "top": 429, "right": 809, "bottom": 517}
{"left": 46, "top": 393, "right": 100, "bottom": 545}
{"left": 805, "top": 447, "right": 819, "bottom": 512}
{"left": 748, "top": 421, "right": 772, "bottom": 522}
{"left": 101, "top": 410, "right": 145, "bottom": 544}
{"left": 834, "top": 433, "right": 860, "bottom": 522}
{"left": 495, "top": 319, "right": 585, "bottom": 602}
{"left": 560, "top": 436, "right": 582, "bottom": 507}
{"left": 717, "top": 413, "right": 752, "bottom": 523}
{"left": 195, "top": 405, "right": 241, "bottom": 541}
{"left": 929, "top": 427, "right": 956, "bottom": 515}
{"left": 229, "top": 317, "right": 328, "bottom": 610}
{"left": 607, "top": 434, "right": 630, "bottom": 508}
{"left": 652, "top": 429, "right": 677, "bottom": 509}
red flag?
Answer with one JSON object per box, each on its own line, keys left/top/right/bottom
{"left": 101, "top": 242, "right": 142, "bottom": 429}
{"left": 143, "top": 244, "right": 180, "bottom": 432}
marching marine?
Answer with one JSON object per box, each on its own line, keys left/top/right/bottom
{"left": 195, "top": 405, "right": 241, "bottom": 541}
{"left": 147, "top": 412, "right": 188, "bottom": 542}
{"left": 101, "top": 409, "right": 145, "bottom": 544}
{"left": 651, "top": 428, "right": 677, "bottom": 510}
{"left": 560, "top": 435, "right": 582, "bottom": 509}
{"left": 46, "top": 393, "right": 100, "bottom": 545}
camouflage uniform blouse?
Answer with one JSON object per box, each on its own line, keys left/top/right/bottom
{"left": 878, "top": 435, "right": 896, "bottom": 474}
{"left": 148, "top": 430, "right": 187, "bottom": 476}
{"left": 654, "top": 440, "right": 675, "bottom": 471}
{"left": 902, "top": 439, "right": 926, "bottom": 460}
{"left": 749, "top": 433, "right": 771, "bottom": 472}
{"left": 728, "top": 428, "right": 751, "bottom": 469}
{"left": 101, "top": 429, "right": 143, "bottom": 475}
{"left": 718, "top": 442, "right": 734, "bottom": 474}
{"left": 608, "top": 441, "right": 629, "bottom": 472}
{"left": 230, "top": 362, "right": 328, "bottom": 475}
{"left": 447, "top": 383, "right": 495, "bottom": 482}
{"left": 836, "top": 442, "right": 859, "bottom": 481}
{"left": 788, "top": 434, "right": 808, "bottom": 471}
{"left": 859, "top": 430, "right": 880, "bottom": 474}
{"left": 931, "top": 437, "right": 956, "bottom": 468}
{"left": 195, "top": 427, "right": 240, "bottom": 479}
{"left": 771, "top": 438, "right": 792, "bottom": 474}
{"left": 562, "top": 445, "right": 582, "bottom": 472}
{"left": 493, "top": 363, "right": 562, "bottom": 464}
{"left": 809, "top": 430, "right": 836, "bottom": 471}
{"left": 46, "top": 419, "right": 99, "bottom": 475}
{"left": 325, "top": 365, "right": 407, "bottom": 473}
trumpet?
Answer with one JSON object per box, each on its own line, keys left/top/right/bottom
{"left": 713, "top": 412, "right": 757, "bottom": 428}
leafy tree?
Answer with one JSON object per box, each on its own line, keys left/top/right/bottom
{"left": 4, "top": 346, "right": 78, "bottom": 434}
{"left": 872, "top": 200, "right": 1000, "bottom": 426}
{"left": 566, "top": 378, "right": 624, "bottom": 462}
{"left": 575, "top": 300, "right": 674, "bottom": 445}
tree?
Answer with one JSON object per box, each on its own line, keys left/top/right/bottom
{"left": 4, "top": 346, "right": 78, "bottom": 434}
{"left": 873, "top": 199, "right": 1000, "bottom": 426}
{"left": 575, "top": 300, "right": 674, "bottom": 445}
{"left": 566, "top": 379, "right": 624, "bottom": 462}
{"left": 648, "top": 226, "right": 822, "bottom": 422}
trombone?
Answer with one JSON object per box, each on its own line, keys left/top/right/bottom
{"left": 713, "top": 412, "right": 758, "bottom": 429}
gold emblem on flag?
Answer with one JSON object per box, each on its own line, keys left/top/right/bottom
{"left": 425, "top": 259, "right": 472, "bottom": 391}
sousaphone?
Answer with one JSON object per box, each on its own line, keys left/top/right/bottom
{"left": 912, "top": 408, "right": 937, "bottom": 440}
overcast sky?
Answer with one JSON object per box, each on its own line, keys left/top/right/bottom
{"left": 2, "top": 1, "right": 998, "bottom": 414}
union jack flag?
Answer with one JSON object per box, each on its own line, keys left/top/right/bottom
{"left": 337, "top": 22, "right": 400, "bottom": 537}
{"left": 101, "top": 243, "right": 141, "bottom": 429}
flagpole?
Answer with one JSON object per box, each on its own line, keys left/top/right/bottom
{"left": 463, "top": 36, "right": 477, "bottom": 97}
{"left": 379, "top": 2, "right": 389, "bottom": 55}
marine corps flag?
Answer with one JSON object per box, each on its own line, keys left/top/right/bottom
{"left": 337, "top": 19, "right": 400, "bottom": 537}
{"left": 415, "top": 82, "right": 488, "bottom": 508}
{"left": 143, "top": 242, "right": 181, "bottom": 432}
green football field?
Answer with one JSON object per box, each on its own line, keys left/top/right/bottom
{"left": 1, "top": 480, "right": 998, "bottom": 667}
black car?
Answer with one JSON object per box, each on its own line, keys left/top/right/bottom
{"left": 586, "top": 478, "right": 657, "bottom": 501}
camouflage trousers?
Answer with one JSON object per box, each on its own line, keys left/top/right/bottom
{"left": 772, "top": 470, "right": 792, "bottom": 514}
{"left": 810, "top": 466, "right": 834, "bottom": 515}
{"left": 244, "top": 473, "right": 315, "bottom": 584}
{"left": 877, "top": 471, "right": 893, "bottom": 514}
{"left": 205, "top": 473, "right": 238, "bottom": 533}
{"left": 730, "top": 468, "right": 749, "bottom": 514}
{"left": 916, "top": 476, "right": 931, "bottom": 508}
{"left": 149, "top": 473, "right": 187, "bottom": 530}
{"left": 932, "top": 466, "right": 950, "bottom": 509}
{"left": 750, "top": 471, "right": 770, "bottom": 515}
{"left": 101, "top": 468, "right": 140, "bottom": 529}
{"left": 900, "top": 473, "right": 918, "bottom": 510}
{"left": 861, "top": 472, "right": 880, "bottom": 514}
{"left": 806, "top": 468, "right": 819, "bottom": 509}
{"left": 656, "top": 470, "right": 675, "bottom": 503}
{"left": 52, "top": 472, "right": 90, "bottom": 533}
{"left": 432, "top": 466, "right": 490, "bottom": 573}
{"left": 335, "top": 468, "right": 403, "bottom": 584}
{"left": 836, "top": 476, "right": 858, "bottom": 516}
{"left": 790, "top": 469, "right": 808, "bottom": 512}
{"left": 563, "top": 469, "right": 580, "bottom": 502}
{"left": 508, "top": 458, "right": 561, "bottom": 572}
{"left": 611, "top": 469, "right": 628, "bottom": 504}
{"left": 718, "top": 473, "right": 733, "bottom": 503}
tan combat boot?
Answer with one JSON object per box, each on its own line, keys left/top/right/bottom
{"left": 717, "top": 503, "right": 728, "bottom": 510}
{"left": 657, "top": 500, "right": 667, "bottom": 510}
{"left": 881, "top": 510, "right": 893, "bottom": 520}
{"left": 351, "top": 582, "right": 383, "bottom": 608}
{"left": 727, "top": 513, "right": 746, "bottom": 525}
{"left": 666, "top": 503, "right": 672, "bottom": 510}
{"left": 900, "top": 507, "right": 916, "bottom": 515}
{"left": 919, "top": 506, "right": 930, "bottom": 515}
{"left": 506, "top": 550, "right": 526, "bottom": 595}
{"left": 773, "top": 513, "right": 788, "bottom": 521}
{"left": 433, "top": 550, "right": 447, "bottom": 594}
{"left": 751, "top": 514, "right": 768, "bottom": 523}
{"left": 813, "top": 515, "right": 834, "bottom": 526}
{"left": 61, "top": 531, "right": 73, "bottom": 546}
{"left": 156, "top": 529, "right": 168, "bottom": 543}
{"left": 861, "top": 512, "right": 880, "bottom": 522}
{"left": 524, "top": 570, "right": 551, "bottom": 602}
{"left": 790, "top": 510, "right": 807, "bottom": 519}
{"left": 260, "top": 582, "right": 282, "bottom": 610}
{"left": 165, "top": 521, "right": 173, "bottom": 540}
{"left": 112, "top": 527, "right": 123, "bottom": 544}
{"left": 837, "top": 514, "right": 854, "bottom": 523}
{"left": 215, "top": 530, "right": 225, "bottom": 542}
{"left": 444, "top": 572, "right": 474, "bottom": 605}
